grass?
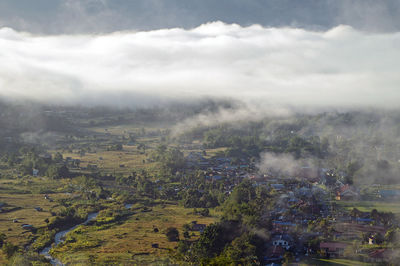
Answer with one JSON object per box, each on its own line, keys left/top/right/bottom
{"left": 0, "top": 125, "right": 224, "bottom": 264}
{"left": 51, "top": 204, "right": 219, "bottom": 265}
{"left": 0, "top": 177, "right": 68, "bottom": 194}
{"left": 0, "top": 192, "right": 70, "bottom": 247}
{"left": 301, "top": 258, "right": 372, "bottom": 266}
{"left": 0, "top": 251, "right": 6, "bottom": 265}
{"left": 89, "top": 124, "right": 167, "bottom": 136}
{"left": 61, "top": 148, "right": 155, "bottom": 175}
{"left": 336, "top": 200, "right": 400, "bottom": 213}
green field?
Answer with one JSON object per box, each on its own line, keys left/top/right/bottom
{"left": 302, "top": 258, "right": 372, "bottom": 266}
{"left": 337, "top": 200, "right": 400, "bottom": 214}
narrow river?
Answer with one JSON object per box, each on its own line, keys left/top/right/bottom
{"left": 40, "top": 212, "right": 99, "bottom": 266}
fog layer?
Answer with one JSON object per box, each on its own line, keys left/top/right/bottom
{"left": 0, "top": 22, "right": 399, "bottom": 107}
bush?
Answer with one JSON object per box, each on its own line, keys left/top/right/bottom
{"left": 165, "top": 227, "right": 179, "bottom": 242}
{"left": 2, "top": 242, "right": 18, "bottom": 258}
{"left": 9, "top": 252, "right": 49, "bottom": 265}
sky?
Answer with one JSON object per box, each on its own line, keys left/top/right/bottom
{"left": 0, "top": 0, "right": 399, "bottom": 109}
{"left": 1, "top": 0, "right": 400, "bottom": 34}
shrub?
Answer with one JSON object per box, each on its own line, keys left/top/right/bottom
{"left": 165, "top": 227, "right": 179, "bottom": 242}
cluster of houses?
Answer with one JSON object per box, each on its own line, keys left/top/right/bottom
{"left": 243, "top": 167, "right": 394, "bottom": 264}
{"left": 185, "top": 152, "right": 253, "bottom": 193}
{"left": 65, "top": 157, "right": 81, "bottom": 168}
{"left": 263, "top": 179, "right": 329, "bottom": 262}
{"left": 335, "top": 183, "right": 359, "bottom": 201}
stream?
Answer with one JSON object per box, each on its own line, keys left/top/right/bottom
{"left": 40, "top": 212, "right": 99, "bottom": 265}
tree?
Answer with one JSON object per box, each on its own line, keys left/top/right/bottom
{"left": 128, "top": 134, "right": 136, "bottom": 143}
{"left": 53, "top": 152, "right": 63, "bottom": 162}
{"left": 137, "top": 143, "right": 146, "bottom": 153}
{"left": 221, "top": 233, "right": 260, "bottom": 265}
{"left": 0, "top": 233, "right": 6, "bottom": 247}
{"left": 46, "top": 165, "right": 70, "bottom": 179}
{"left": 385, "top": 228, "right": 400, "bottom": 243}
{"left": 183, "top": 230, "right": 190, "bottom": 239}
{"left": 2, "top": 242, "right": 18, "bottom": 258}
{"left": 350, "top": 208, "right": 362, "bottom": 218}
{"left": 165, "top": 227, "right": 179, "bottom": 242}
{"left": 283, "top": 251, "right": 294, "bottom": 264}
{"left": 194, "top": 223, "right": 225, "bottom": 258}
{"left": 375, "top": 232, "right": 384, "bottom": 244}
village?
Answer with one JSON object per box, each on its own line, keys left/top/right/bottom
{"left": 183, "top": 151, "right": 400, "bottom": 264}
{"left": 29, "top": 146, "right": 400, "bottom": 264}
{"left": 1, "top": 105, "right": 400, "bottom": 265}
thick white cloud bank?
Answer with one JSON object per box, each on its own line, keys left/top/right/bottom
{"left": 0, "top": 22, "right": 399, "bottom": 108}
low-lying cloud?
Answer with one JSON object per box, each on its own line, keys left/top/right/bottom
{"left": 1, "top": 22, "right": 400, "bottom": 107}
{"left": 171, "top": 102, "right": 293, "bottom": 135}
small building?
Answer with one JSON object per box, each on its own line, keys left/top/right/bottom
{"left": 87, "top": 164, "right": 98, "bottom": 170}
{"left": 71, "top": 159, "right": 81, "bottom": 167}
{"left": 369, "top": 236, "right": 376, "bottom": 245}
{"left": 265, "top": 245, "right": 285, "bottom": 263}
{"left": 379, "top": 190, "right": 400, "bottom": 199}
{"left": 272, "top": 221, "right": 296, "bottom": 233}
{"left": 272, "top": 234, "right": 292, "bottom": 250}
{"left": 192, "top": 223, "right": 207, "bottom": 233}
{"left": 336, "top": 184, "right": 359, "bottom": 201}
{"left": 356, "top": 218, "right": 373, "bottom": 225}
{"left": 32, "top": 169, "right": 39, "bottom": 177}
{"left": 271, "top": 184, "right": 284, "bottom": 190}
{"left": 21, "top": 224, "right": 34, "bottom": 230}
{"left": 39, "top": 153, "right": 52, "bottom": 161}
{"left": 320, "top": 242, "right": 348, "bottom": 257}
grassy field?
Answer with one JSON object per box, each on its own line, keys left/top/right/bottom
{"left": 0, "top": 124, "right": 228, "bottom": 264}
{"left": 336, "top": 200, "right": 400, "bottom": 213}
{"left": 301, "top": 258, "right": 372, "bottom": 265}
{"left": 0, "top": 251, "right": 6, "bottom": 265}
{"left": 89, "top": 125, "right": 167, "bottom": 136}
{"left": 51, "top": 204, "right": 219, "bottom": 264}
{"left": 0, "top": 192, "right": 70, "bottom": 246}
{"left": 0, "top": 177, "right": 69, "bottom": 194}
{"left": 61, "top": 147, "right": 155, "bottom": 175}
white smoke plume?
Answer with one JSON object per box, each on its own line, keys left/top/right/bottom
{"left": 257, "top": 152, "right": 317, "bottom": 178}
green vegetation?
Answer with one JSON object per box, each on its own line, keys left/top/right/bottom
{"left": 337, "top": 200, "right": 400, "bottom": 214}
{"left": 1, "top": 103, "right": 400, "bottom": 264}
{"left": 302, "top": 258, "right": 372, "bottom": 265}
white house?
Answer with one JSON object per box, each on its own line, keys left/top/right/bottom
{"left": 272, "top": 235, "right": 291, "bottom": 250}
